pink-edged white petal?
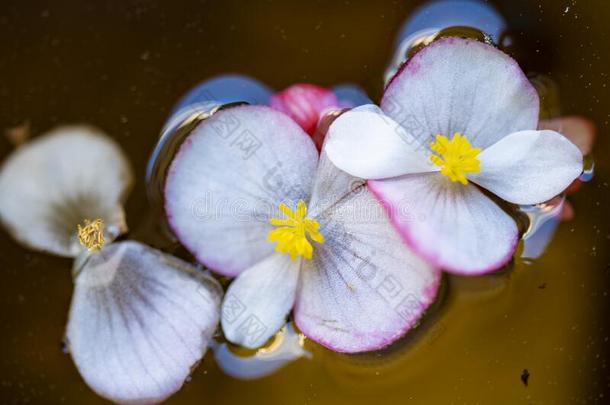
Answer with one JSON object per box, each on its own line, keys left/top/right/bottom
{"left": 295, "top": 160, "right": 440, "bottom": 353}
{"left": 221, "top": 253, "right": 300, "bottom": 349}
{"left": 325, "top": 105, "right": 436, "bottom": 180}
{"left": 369, "top": 173, "right": 518, "bottom": 275}
{"left": 165, "top": 105, "right": 318, "bottom": 277}
{"left": 469, "top": 130, "right": 583, "bottom": 205}
{"left": 66, "top": 241, "right": 222, "bottom": 404}
{"left": 381, "top": 37, "right": 539, "bottom": 150}
{"left": 0, "top": 126, "right": 132, "bottom": 257}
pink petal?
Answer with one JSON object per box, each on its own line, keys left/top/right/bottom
{"left": 369, "top": 173, "right": 518, "bottom": 275}
{"left": 270, "top": 83, "right": 339, "bottom": 136}
{"left": 164, "top": 105, "right": 318, "bottom": 277}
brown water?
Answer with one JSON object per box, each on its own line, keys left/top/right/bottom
{"left": 1, "top": 0, "right": 609, "bottom": 403}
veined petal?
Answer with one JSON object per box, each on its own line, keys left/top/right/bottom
{"left": 165, "top": 105, "right": 318, "bottom": 277}
{"left": 295, "top": 165, "right": 441, "bottom": 353}
{"left": 0, "top": 126, "right": 132, "bottom": 257}
{"left": 307, "top": 149, "right": 365, "bottom": 218}
{"left": 381, "top": 37, "right": 539, "bottom": 150}
{"left": 66, "top": 241, "right": 222, "bottom": 404}
{"left": 325, "top": 105, "right": 435, "bottom": 180}
{"left": 369, "top": 173, "right": 518, "bottom": 275}
{"left": 469, "top": 130, "right": 583, "bottom": 205}
{"left": 221, "top": 253, "right": 300, "bottom": 349}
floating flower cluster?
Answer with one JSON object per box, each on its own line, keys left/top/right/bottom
{"left": 325, "top": 37, "right": 583, "bottom": 274}
{"left": 0, "top": 128, "right": 222, "bottom": 404}
{"left": 0, "top": 36, "right": 588, "bottom": 404}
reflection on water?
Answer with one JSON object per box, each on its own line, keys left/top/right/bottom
{"left": 384, "top": 0, "right": 506, "bottom": 83}
{"left": 521, "top": 196, "right": 566, "bottom": 259}
{"left": 212, "top": 322, "right": 311, "bottom": 380}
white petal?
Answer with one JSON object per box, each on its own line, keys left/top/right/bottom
{"left": 469, "top": 130, "right": 583, "bottom": 205}
{"left": 307, "top": 149, "right": 365, "bottom": 218}
{"left": 295, "top": 174, "right": 441, "bottom": 353}
{"left": 369, "top": 173, "right": 518, "bottom": 275}
{"left": 325, "top": 105, "right": 435, "bottom": 179}
{"left": 165, "top": 105, "right": 318, "bottom": 277}
{"left": 0, "top": 126, "right": 132, "bottom": 257}
{"left": 381, "top": 37, "right": 539, "bottom": 150}
{"left": 539, "top": 116, "right": 595, "bottom": 155}
{"left": 66, "top": 241, "right": 222, "bottom": 404}
{"left": 221, "top": 253, "right": 300, "bottom": 349}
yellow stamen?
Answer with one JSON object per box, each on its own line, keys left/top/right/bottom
{"left": 429, "top": 132, "right": 481, "bottom": 185}
{"left": 77, "top": 218, "right": 105, "bottom": 252}
{"left": 268, "top": 200, "right": 324, "bottom": 260}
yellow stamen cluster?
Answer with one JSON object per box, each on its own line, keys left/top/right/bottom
{"left": 268, "top": 200, "right": 324, "bottom": 260}
{"left": 430, "top": 132, "right": 481, "bottom": 185}
{"left": 77, "top": 218, "right": 105, "bottom": 252}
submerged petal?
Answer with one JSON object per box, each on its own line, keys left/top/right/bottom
{"left": 325, "top": 105, "right": 436, "bottom": 179}
{"left": 270, "top": 83, "right": 339, "bottom": 136}
{"left": 381, "top": 37, "right": 539, "bottom": 150}
{"left": 469, "top": 130, "right": 583, "bottom": 205}
{"left": 66, "top": 241, "right": 222, "bottom": 404}
{"left": 539, "top": 116, "right": 596, "bottom": 155}
{"left": 295, "top": 157, "right": 440, "bottom": 353}
{"left": 164, "top": 105, "right": 318, "bottom": 277}
{"left": 369, "top": 173, "right": 518, "bottom": 275}
{"left": 0, "top": 126, "right": 132, "bottom": 257}
{"left": 221, "top": 253, "right": 300, "bottom": 349}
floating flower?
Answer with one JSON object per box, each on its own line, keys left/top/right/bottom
{"left": 0, "top": 127, "right": 222, "bottom": 404}
{"left": 325, "top": 37, "right": 584, "bottom": 274}
{"left": 164, "top": 105, "right": 440, "bottom": 353}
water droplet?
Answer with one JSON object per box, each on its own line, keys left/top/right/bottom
{"left": 580, "top": 157, "right": 595, "bottom": 182}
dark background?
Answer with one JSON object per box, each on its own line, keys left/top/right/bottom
{"left": 0, "top": 0, "right": 609, "bottom": 403}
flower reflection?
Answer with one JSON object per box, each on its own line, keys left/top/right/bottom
{"left": 212, "top": 322, "right": 311, "bottom": 380}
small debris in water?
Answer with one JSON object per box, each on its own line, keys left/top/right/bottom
{"left": 521, "top": 369, "right": 530, "bottom": 386}
{"left": 61, "top": 339, "right": 70, "bottom": 354}
{"left": 538, "top": 283, "right": 547, "bottom": 289}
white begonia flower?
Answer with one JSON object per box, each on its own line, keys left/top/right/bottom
{"left": 0, "top": 126, "right": 222, "bottom": 404}
{"left": 325, "top": 37, "right": 583, "bottom": 274}
{"left": 164, "top": 105, "right": 441, "bottom": 353}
